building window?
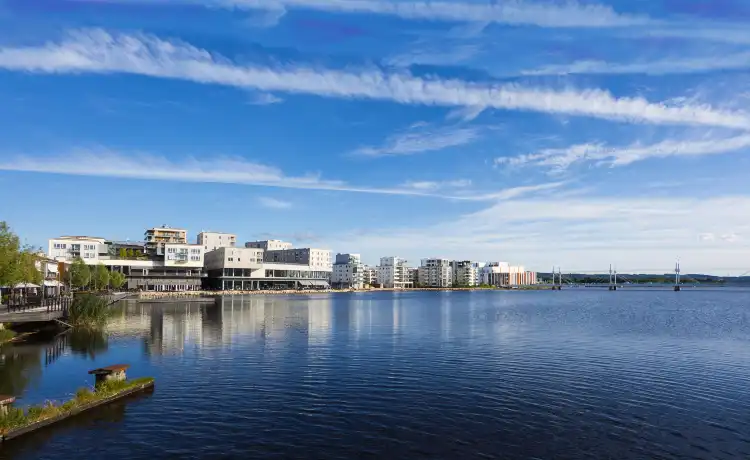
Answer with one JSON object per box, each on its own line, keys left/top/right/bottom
{"left": 190, "top": 256, "right": 200, "bottom": 261}
{"left": 228, "top": 258, "right": 234, "bottom": 262}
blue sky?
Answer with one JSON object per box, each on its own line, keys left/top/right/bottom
{"left": 1, "top": 0, "right": 750, "bottom": 274}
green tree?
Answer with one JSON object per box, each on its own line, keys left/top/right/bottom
{"left": 134, "top": 249, "right": 142, "bottom": 259}
{"left": 18, "top": 249, "right": 42, "bottom": 285}
{"left": 69, "top": 258, "right": 91, "bottom": 290}
{"left": 0, "top": 222, "right": 42, "bottom": 287}
{"left": 0, "top": 221, "right": 22, "bottom": 287}
{"left": 125, "top": 249, "right": 133, "bottom": 259}
{"left": 94, "top": 264, "right": 109, "bottom": 291}
{"left": 109, "top": 271, "right": 126, "bottom": 290}
{"left": 118, "top": 248, "right": 127, "bottom": 259}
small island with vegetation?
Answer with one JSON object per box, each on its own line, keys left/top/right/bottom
{"left": 0, "top": 367, "right": 154, "bottom": 443}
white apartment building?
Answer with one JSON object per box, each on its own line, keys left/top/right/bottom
{"left": 451, "top": 260, "right": 479, "bottom": 287}
{"left": 197, "top": 231, "right": 237, "bottom": 252}
{"left": 362, "top": 266, "right": 377, "bottom": 287}
{"left": 331, "top": 253, "right": 365, "bottom": 289}
{"left": 263, "top": 248, "right": 332, "bottom": 271}
{"left": 418, "top": 258, "right": 453, "bottom": 288}
{"left": 245, "top": 239, "right": 293, "bottom": 251}
{"left": 48, "top": 232, "right": 205, "bottom": 292}
{"left": 204, "top": 247, "right": 331, "bottom": 290}
{"left": 48, "top": 236, "right": 107, "bottom": 262}
{"left": 480, "top": 262, "right": 537, "bottom": 286}
{"left": 377, "top": 256, "right": 412, "bottom": 289}
{"left": 144, "top": 225, "right": 188, "bottom": 255}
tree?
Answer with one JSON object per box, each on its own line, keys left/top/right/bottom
{"left": 18, "top": 249, "right": 42, "bottom": 285}
{"left": 126, "top": 249, "right": 133, "bottom": 259}
{"left": 118, "top": 248, "right": 127, "bottom": 259}
{"left": 69, "top": 258, "right": 91, "bottom": 290}
{"left": 0, "top": 221, "right": 22, "bottom": 287}
{"left": 109, "top": 271, "right": 126, "bottom": 290}
{"left": 0, "top": 222, "right": 42, "bottom": 287}
{"left": 94, "top": 264, "right": 109, "bottom": 291}
{"left": 134, "top": 249, "right": 142, "bottom": 259}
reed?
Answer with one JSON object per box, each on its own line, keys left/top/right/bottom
{"left": 68, "top": 294, "right": 110, "bottom": 328}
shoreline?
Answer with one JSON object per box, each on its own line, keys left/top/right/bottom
{"left": 134, "top": 286, "right": 554, "bottom": 301}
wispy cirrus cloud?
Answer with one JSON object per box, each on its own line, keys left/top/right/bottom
{"left": 0, "top": 147, "right": 559, "bottom": 201}
{"left": 74, "top": 0, "right": 650, "bottom": 28}
{"left": 522, "top": 52, "right": 750, "bottom": 76}
{"left": 401, "top": 179, "right": 472, "bottom": 191}
{"left": 247, "top": 92, "right": 283, "bottom": 105}
{"left": 353, "top": 125, "right": 480, "bottom": 157}
{"left": 0, "top": 29, "right": 747, "bottom": 129}
{"left": 495, "top": 133, "right": 750, "bottom": 173}
{"left": 258, "top": 196, "right": 292, "bottom": 209}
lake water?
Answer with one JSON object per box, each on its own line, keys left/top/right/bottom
{"left": 2, "top": 289, "right": 750, "bottom": 459}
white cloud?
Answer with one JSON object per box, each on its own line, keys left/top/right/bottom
{"left": 247, "top": 92, "right": 283, "bottom": 105}
{"left": 324, "top": 196, "right": 750, "bottom": 274}
{"left": 0, "top": 29, "right": 747, "bottom": 129}
{"left": 495, "top": 133, "right": 750, "bottom": 172}
{"left": 401, "top": 179, "right": 472, "bottom": 190}
{"left": 522, "top": 52, "right": 750, "bottom": 76}
{"left": 384, "top": 44, "right": 480, "bottom": 68}
{"left": 0, "top": 147, "right": 557, "bottom": 201}
{"left": 258, "top": 196, "right": 292, "bottom": 209}
{"left": 243, "top": 6, "right": 287, "bottom": 27}
{"left": 122, "top": 0, "right": 649, "bottom": 28}
{"left": 354, "top": 126, "right": 480, "bottom": 156}
{"left": 446, "top": 105, "right": 486, "bottom": 122}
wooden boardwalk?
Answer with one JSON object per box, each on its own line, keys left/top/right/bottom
{"left": 1, "top": 293, "right": 132, "bottom": 325}
{"left": 0, "top": 308, "right": 67, "bottom": 324}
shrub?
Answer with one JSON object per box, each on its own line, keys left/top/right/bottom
{"left": 69, "top": 294, "right": 110, "bottom": 328}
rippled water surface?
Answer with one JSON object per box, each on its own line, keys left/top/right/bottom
{"left": 2, "top": 289, "right": 750, "bottom": 459}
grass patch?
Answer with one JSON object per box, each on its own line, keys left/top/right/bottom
{"left": 69, "top": 294, "right": 111, "bottom": 328}
{"left": 0, "top": 377, "right": 154, "bottom": 436}
{"left": 0, "top": 328, "right": 16, "bottom": 344}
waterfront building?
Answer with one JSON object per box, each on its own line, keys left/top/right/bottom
{"left": 408, "top": 267, "right": 420, "bottom": 287}
{"left": 144, "top": 225, "right": 187, "bottom": 255}
{"left": 480, "top": 262, "right": 537, "bottom": 286}
{"left": 49, "top": 230, "right": 205, "bottom": 292}
{"left": 244, "top": 239, "right": 293, "bottom": 251}
{"left": 263, "top": 247, "right": 332, "bottom": 271}
{"left": 48, "top": 236, "right": 107, "bottom": 263}
{"left": 362, "top": 266, "right": 377, "bottom": 287}
{"left": 377, "top": 257, "right": 413, "bottom": 289}
{"left": 451, "top": 260, "right": 479, "bottom": 287}
{"left": 203, "top": 247, "right": 331, "bottom": 290}
{"left": 332, "top": 253, "right": 365, "bottom": 289}
{"left": 418, "top": 258, "right": 453, "bottom": 288}
{"left": 197, "top": 231, "right": 237, "bottom": 252}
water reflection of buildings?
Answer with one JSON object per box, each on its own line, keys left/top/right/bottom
{"left": 107, "top": 295, "right": 335, "bottom": 356}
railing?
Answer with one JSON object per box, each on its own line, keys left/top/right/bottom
{"left": 5, "top": 295, "right": 72, "bottom": 314}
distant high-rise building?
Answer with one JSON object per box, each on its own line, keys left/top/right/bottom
{"left": 377, "top": 256, "right": 412, "bottom": 289}
{"left": 418, "top": 258, "right": 453, "bottom": 288}
{"left": 332, "top": 253, "right": 364, "bottom": 289}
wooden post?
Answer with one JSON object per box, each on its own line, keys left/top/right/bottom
{"left": 88, "top": 364, "right": 130, "bottom": 386}
{"left": 0, "top": 395, "right": 15, "bottom": 417}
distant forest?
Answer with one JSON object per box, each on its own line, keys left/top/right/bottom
{"left": 537, "top": 273, "right": 750, "bottom": 285}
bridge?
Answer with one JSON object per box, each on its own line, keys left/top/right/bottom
{"left": 0, "top": 296, "right": 71, "bottom": 324}
{"left": 1, "top": 292, "right": 132, "bottom": 325}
